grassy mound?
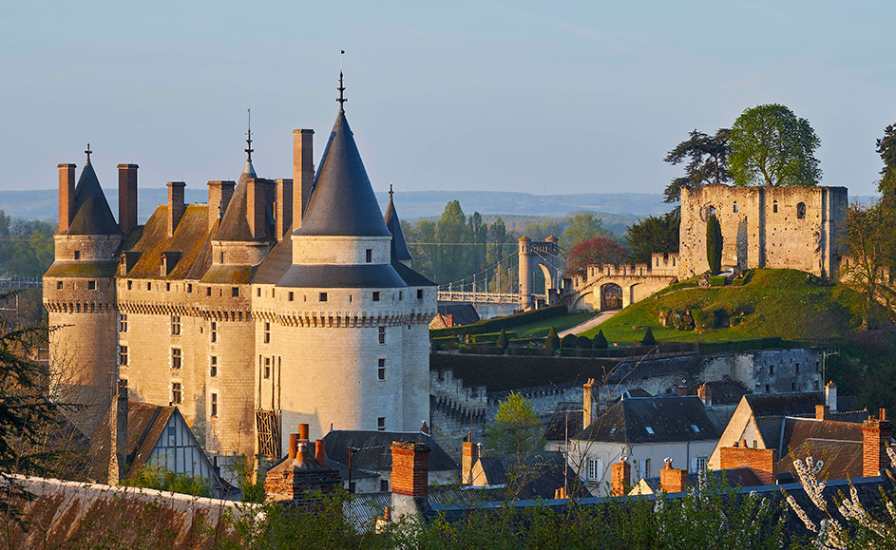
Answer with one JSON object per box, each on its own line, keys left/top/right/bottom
{"left": 581, "top": 269, "right": 877, "bottom": 344}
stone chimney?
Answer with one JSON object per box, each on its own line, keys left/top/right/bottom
{"left": 583, "top": 378, "right": 597, "bottom": 430}
{"left": 115, "top": 380, "right": 128, "bottom": 482}
{"left": 719, "top": 446, "right": 776, "bottom": 485}
{"left": 167, "top": 181, "right": 186, "bottom": 237}
{"left": 697, "top": 383, "right": 712, "bottom": 407}
{"left": 298, "top": 423, "right": 309, "bottom": 441}
{"left": 207, "top": 180, "right": 235, "bottom": 232}
{"left": 461, "top": 434, "right": 478, "bottom": 485}
{"left": 390, "top": 441, "right": 430, "bottom": 522}
{"left": 825, "top": 380, "right": 838, "bottom": 413}
{"left": 659, "top": 458, "right": 686, "bottom": 494}
{"left": 57, "top": 163, "right": 76, "bottom": 234}
{"left": 275, "top": 178, "right": 293, "bottom": 241}
{"left": 610, "top": 457, "right": 630, "bottom": 496}
{"left": 815, "top": 404, "right": 828, "bottom": 421}
{"left": 117, "top": 164, "right": 138, "bottom": 235}
{"left": 247, "top": 178, "right": 273, "bottom": 240}
{"left": 292, "top": 129, "right": 314, "bottom": 228}
{"left": 862, "top": 410, "right": 892, "bottom": 477}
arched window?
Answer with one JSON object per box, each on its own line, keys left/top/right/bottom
{"left": 796, "top": 202, "right": 806, "bottom": 219}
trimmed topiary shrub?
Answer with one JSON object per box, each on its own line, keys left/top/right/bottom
{"left": 706, "top": 214, "right": 723, "bottom": 275}
{"left": 593, "top": 330, "right": 608, "bottom": 349}
{"left": 577, "top": 335, "right": 592, "bottom": 349}
{"left": 561, "top": 334, "right": 578, "bottom": 349}
{"left": 544, "top": 328, "right": 560, "bottom": 353}
{"left": 709, "top": 275, "right": 727, "bottom": 287}
{"left": 641, "top": 327, "right": 657, "bottom": 346}
{"left": 496, "top": 329, "right": 509, "bottom": 352}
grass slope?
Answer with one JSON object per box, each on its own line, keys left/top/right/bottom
{"left": 512, "top": 311, "right": 596, "bottom": 338}
{"left": 581, "top": 269, "right": 871, "bottom": 344}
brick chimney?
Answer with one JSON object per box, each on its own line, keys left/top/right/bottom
{"left": 167, "top": 181, "right": 186, "bottom": 237}
{"left": 815, "top": 404, "right": 828, "bottom": 421}
{"left": 610, "top": 457, "right": 630, "bottom": 496}
{"left": 461, "top": 434, "right": 478, "bottom": 485}
{"left": 116, "top": 380, "right": 128, "bottom": 480}
{"left": 389, "top": 441, "right": 431, "bottom": 522}
{"left": 697, "top": 383, "right": 712, "bottom": 407}
{"left": 719, "top": 446, "right": 775, "bottom": 485}
{"left": 57, "top": 163, "right": 76, "bottom": 234}
{"left": 207, "top": 180, "right": 235, "bottom": 232}
{"left": 825, "top": 380, "right": 838, "bottom": 413}
{"left": 862, "top": 410, "right": 892, "bottom": 477}
{"left": 292, "top": 129, "right": 314, "bottom": 228}
{"left": 659, "top": 458, "right": 686, "bottom": 494}
{"left": 274, "top": 178, "right": 293, "bottom": 241}
{"left": 264, "top": 427, "right": 341, "bottom": 507}
{"left": 298, "top": 423, "right": 309, "bottom": 441}
{"left": 583, "top": 378, "right": 596, "bottom": 430}
{"left": 117, "top": 164, "right": 138, "bottom": 235}
{"left": 247, "top": 178, "right": 273, "bottom": 240}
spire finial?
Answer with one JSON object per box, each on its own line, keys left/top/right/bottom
{"left": 84, "top": 143, "right": 93, "bottom": 164}
{"left": 244, "top": 108, "right": 254, "bottom": 162}
{"left": 337, "top": 49, "right": 347, "bottom": 113}
{"left": 388, "top": 184, "right": 394, "bottom": 201}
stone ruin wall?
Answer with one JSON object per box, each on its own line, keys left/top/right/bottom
{"left": 678, "top": 184, "right": 848, "bottom": 280}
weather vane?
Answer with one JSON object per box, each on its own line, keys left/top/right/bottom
{"left": 245, "top": 108, "right": 254, "bottom": 162}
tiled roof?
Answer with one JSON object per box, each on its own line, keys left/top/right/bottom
{"left": 744, "top": 392, "right": 820, "bottom": 417}
{"left": 575, "top": 396, "right": 719, "bottom": 443}
{"left": 321, "top": 430, "right": 457, "bottom": 473}
{"left": 45, "top": 260, "right": 118, "bottom": 278}
{"left": 122, "top": 204, "right": 211, "bottom": 280}
{"left": 543, "top": 402, "right": 582, "bottom": 442}
{"left": 66, "top": 162, "right": 120, "bottom": 235}
{"left": 436, "top": 304, "right": 480, "bottom": 326}
{"left": 294, "top": 112, "right": 391, "bottom": 238}
{"left": 88, "top": 401, "right": 176, "bottom": 483}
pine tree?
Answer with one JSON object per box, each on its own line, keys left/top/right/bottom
{"left": 496, "top": 329, "right": 509, "bottom": 352}
{"left": 641, "top": 327, "right": 657, "bottom": 346}
{"left": 593, "top": 330, "right": 608, "bottom": 349}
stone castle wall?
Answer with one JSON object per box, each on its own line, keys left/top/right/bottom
{"left": 678, "top": 184, "right": 848, "bottom": 279}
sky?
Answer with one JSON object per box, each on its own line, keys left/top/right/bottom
{"left": 1, "top": 1, "right": 894, "bottom": 196}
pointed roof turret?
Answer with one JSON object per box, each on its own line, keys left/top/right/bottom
{"left": 384, "top": 185, "right": 412, "bottom": 262}
{"left": 66, "top": 153, "right": 121, "bottom": 235}
{"left": 294, "top": 78, "right": 390, "bottom": 238}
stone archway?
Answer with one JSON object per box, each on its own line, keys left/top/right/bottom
{"left": 599, "top": 283, "right": 623, "bottom": 311}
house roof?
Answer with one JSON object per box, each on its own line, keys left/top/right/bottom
{"left": 66, "top": 162, "right": 121, "bottom": 236}
{"left": 252, "top": 233, "right": 293, "bottom": 284}
{"left": 293, "top": 112, "right": 391, "bottom": 238}
{"left": 88, "top": 401, "right": 177, "bottom": 483}
{"left": 575, "top": 396, "right": 719, "bottom": 443}
{"left": 437, "top": 304, "right": 480, "bottom": 326}
{"left": 699, "top": 379, "right": 748, "bottom": 405}
{"left": 543, "top": 402, "right": 583, "bottom": 442}
{"left": 744, "top": 392, "right": 821, "bottom": 417}
{"left": 321, "top": 430, "right": 457, "bottom": 473}
{"left": 384, "top": 191, "right": 412, "bottom": 262}
{"left": 122, "top": 204, "right": 211, "bottom": 280}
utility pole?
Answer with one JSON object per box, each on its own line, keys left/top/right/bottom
{"left": 821, "top": 350, "right": 839, "bottom": 387}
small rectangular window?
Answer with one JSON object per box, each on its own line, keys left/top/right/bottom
{"left": 264, "top": 357, "right": 271, "bottom": 379}
{"left": 119, "top": 345, "right": 128, "bottom": 366}
{"left": 319, "top": 292, "right": 328, "bottom": 302}
{"left": 119, "top": 314, "right": 128, "bottom": 333}
{"left": 365, "top": 249, "right": 372, "bottom": 263}
{"left": 696, "top": 457, "right": 707, "bottom": 472}
{"left": 378, "top": 358, "right": 386, "bottom": 381}
{"left": 206, "top": 287, "right": 212, "bottom": 297}
{"left": 171, "top": 382, "right": 182, "bottom": 405}
{"left": 146, "top": 282, "right": 152, "bottom": 291}
{"left": 377, "top": 417, "right": 386, "bottom": 431}
{"left": 372, "top": 291, "right": 380, "bottom": 302}
{"left": 171, "top": 348, "right": 182, "bottom": 369}
{"left": 166, "top": 282, "right": 171, "bottom": 292}
{"left": 171, "top": 315, "right": 181, "bottom": 336}
{"left": 56, "top": 280, "right": 63, "bottom": 290}
{"left": 210, "top": 322, "right": 217, "bottom": 343}
{"left": 417, "top": 289, "right": 424, "bottom": 300}
{"left": 769, "top": 365, "right": 775, "bottom": 376}
{"left": 288, "top": 291, "right": 294, "bottom": 302}
{"left": 74, "top": 250, "right": 81, "bottom": 260}
{"left": 378, "top": 326, "right": 386, "bottom": 344}
{"left": 256, "top": 288, "right": 261, "bottom": 297}
{"left": 263, "top": 322, "right": 271, "bottom": 344}
{"left": 210, "top": 356, "right": 218, "bottom": 377}
{"left": 187, "top": 283, "right": 192, "bottom": 293}
{"left": 399, "top": 291, "right": 403, "bottom": 301}
{"left": 127, "top": 280, "right": 133, "bottom": 290}
{"left": 231, "top": 287, "right": 239, "bottom": 297}
{"left": 87, "top": 280, "right": 96, "bottom": 290}
{"left": 210, "top": 393, "right": 218, "bottom": 417}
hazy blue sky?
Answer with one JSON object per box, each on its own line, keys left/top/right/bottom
{"left": 1, "top": 1, "right": 894, "bottom": 196}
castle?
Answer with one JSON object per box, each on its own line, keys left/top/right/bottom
{"left": 42, "top": 77, "right": 437, "bottom": 466}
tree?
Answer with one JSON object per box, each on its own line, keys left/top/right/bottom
{"left": 593, "top": 330, "right": 608, "bottom": 349}
{"left": 544, "top": 328, "right": 559, "bottom": 353}
{"left": 576, "top": 335, "right": 592, "bottom": 349}
{"left": 561, "top": 213, "right": 608, "bottom": 249}
{"left": 566, "top": 236, "right": 629, "bottom": 274}
{"left": 841, "top": 203, "right": 894, "bottom": 329}
{"left": 641, "top": 327, "right": 656, "bottom": 346}
{"left": 876, "top": 123, "right": 896, "bottom": 266}
{"left": 561, "top": 334, "right": 578, "bottom": 349}
{"left": 485, "top": 392, "right": 545, "bottom": 497}
{"left": 496, "top": 329, "right": 509, "bottom": 352}
{"left": 664, "top": 129, "right": 731, "bottom": 202}
{"left": 706, "top": 213, "right": 723, "bottom": 275}
{"left": 625, "top": 210, "right": 680, "bottom": 264}
{"left": 729, "top": 104, "right": 821, "bottom": 187}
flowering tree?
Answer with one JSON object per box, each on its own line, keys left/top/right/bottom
{"left": 566, "top": 236, "right": 628, "bottom": 274}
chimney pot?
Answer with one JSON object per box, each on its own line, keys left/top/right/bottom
{"left": 292, "top": 129, "right": 314, "bottom": 228}
{"left": 57, "top": 163, "right": 76, "bottom": 234}
{"left": 298, "top": 423, "right": 309, "bottom": 441}
{"left": 880, "top": 408, "right": 888, "bottom": 422}
{"left": 166, "top": 182, "right": 186, "bottom": 237}
{"left": 288, "top": 433, "right": 298, "bottom": 460}
{"left": 816, "top": 404, "right": 827, "bottom": 421}
{"left": 314, "top": 439, "right": 326, "bottom": 464}
{"left": 117, "top": 164, "right": 138, "bottom": 235}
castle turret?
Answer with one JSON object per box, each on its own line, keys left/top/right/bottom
{"left": 43, "top": 147, "right": 125, "bottom": 433}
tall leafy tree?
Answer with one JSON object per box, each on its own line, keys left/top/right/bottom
{"left": 729, "top": 104, "right": 821, "bottom": 187}
{"left": 706, "top": 213, "right": 723, "bottom": 274}
{"left": 625, "top": 210, "right": 680, "bottom": 264}
{"left": 842, "top": 204, "right": 895, "bottom": 329}
{"left": 434, "top": 201, "right": 468, "bottom": 283}
{"left": 664, "top": 129, "right": 731, "bottom": 202}
{"left": 561, "top": 212, "right": 608, "bottom": 249}
{"left": 876, "top": 123, "right": 896, "bottom": 266}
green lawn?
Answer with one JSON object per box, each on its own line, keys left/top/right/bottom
{"left": 581, "top": 269, "right": 874, "bottom": 344}
{"left": 512, "top": 311, "right": 597, "bottom": 338}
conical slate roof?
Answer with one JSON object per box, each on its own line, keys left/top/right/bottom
{"left": 294, "top": 112, "right": 390, "bottom": 237}
{"left": 384, "top": 190, "right": 412, "bottom": 262}
{"left": 215, "top": 161, "right": 272, "bottom": 242}
{"left": 67, "top": 162, "right": 120, "bottom": 235}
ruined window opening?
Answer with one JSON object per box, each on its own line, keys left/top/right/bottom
{"left": 796, "top": 202, "right": 806, "bottom": 219}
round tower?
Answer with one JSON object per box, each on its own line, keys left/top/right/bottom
{"left": 43, "top": 152, "right": 123, "bottom": 432}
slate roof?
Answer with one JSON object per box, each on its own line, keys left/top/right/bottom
{"left": 294, "top": 112, "right": 391, "bottom": 237}
{"left": 66, "top": 162, "right": 121, "bottom": 235}
{"left": 215, "top": 171, "right": 274, "bottom": 242}
{"left": 277, "top": 264, "right": 407, "bottom": 288}
{"left": 321, "top": 430, "right": 457, "bottom": 473}
{"left": 252, "top": 233, "right": 293, "bottom": 284}
{"left": 393, "top": 260, "right": 436, "bottom": 287}
{"left": 744, "top": 392, "right": 821, "bottom": 417}
{"left": 384, "top": 192, "right": 412, "bottom": 262}
{"left": 699, "top": 379, "right": 748, "bottom": 405}
{"left": 437, "top": 304, "right": 480, "bottom": 326}
{"left": 122, "top": 204, "right": 211, "bottom": 280}
{"left": 575, "top": 396, "right": 719, "bottom": 443}
{"left": 543, "top": 402, "right": 582, "bottom": 442}
{"left": 474, "top": 452, "right": 586, "bottom": 500}
{"left": 88, "top": 401, "right": 176, "bottom": 483}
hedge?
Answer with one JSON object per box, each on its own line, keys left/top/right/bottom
{"left": 430, "top": 305, "right": 568, "bottom": 338}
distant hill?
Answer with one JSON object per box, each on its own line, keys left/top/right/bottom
{"left": 582, "top": 269, "right": 883, "bottom": 343}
